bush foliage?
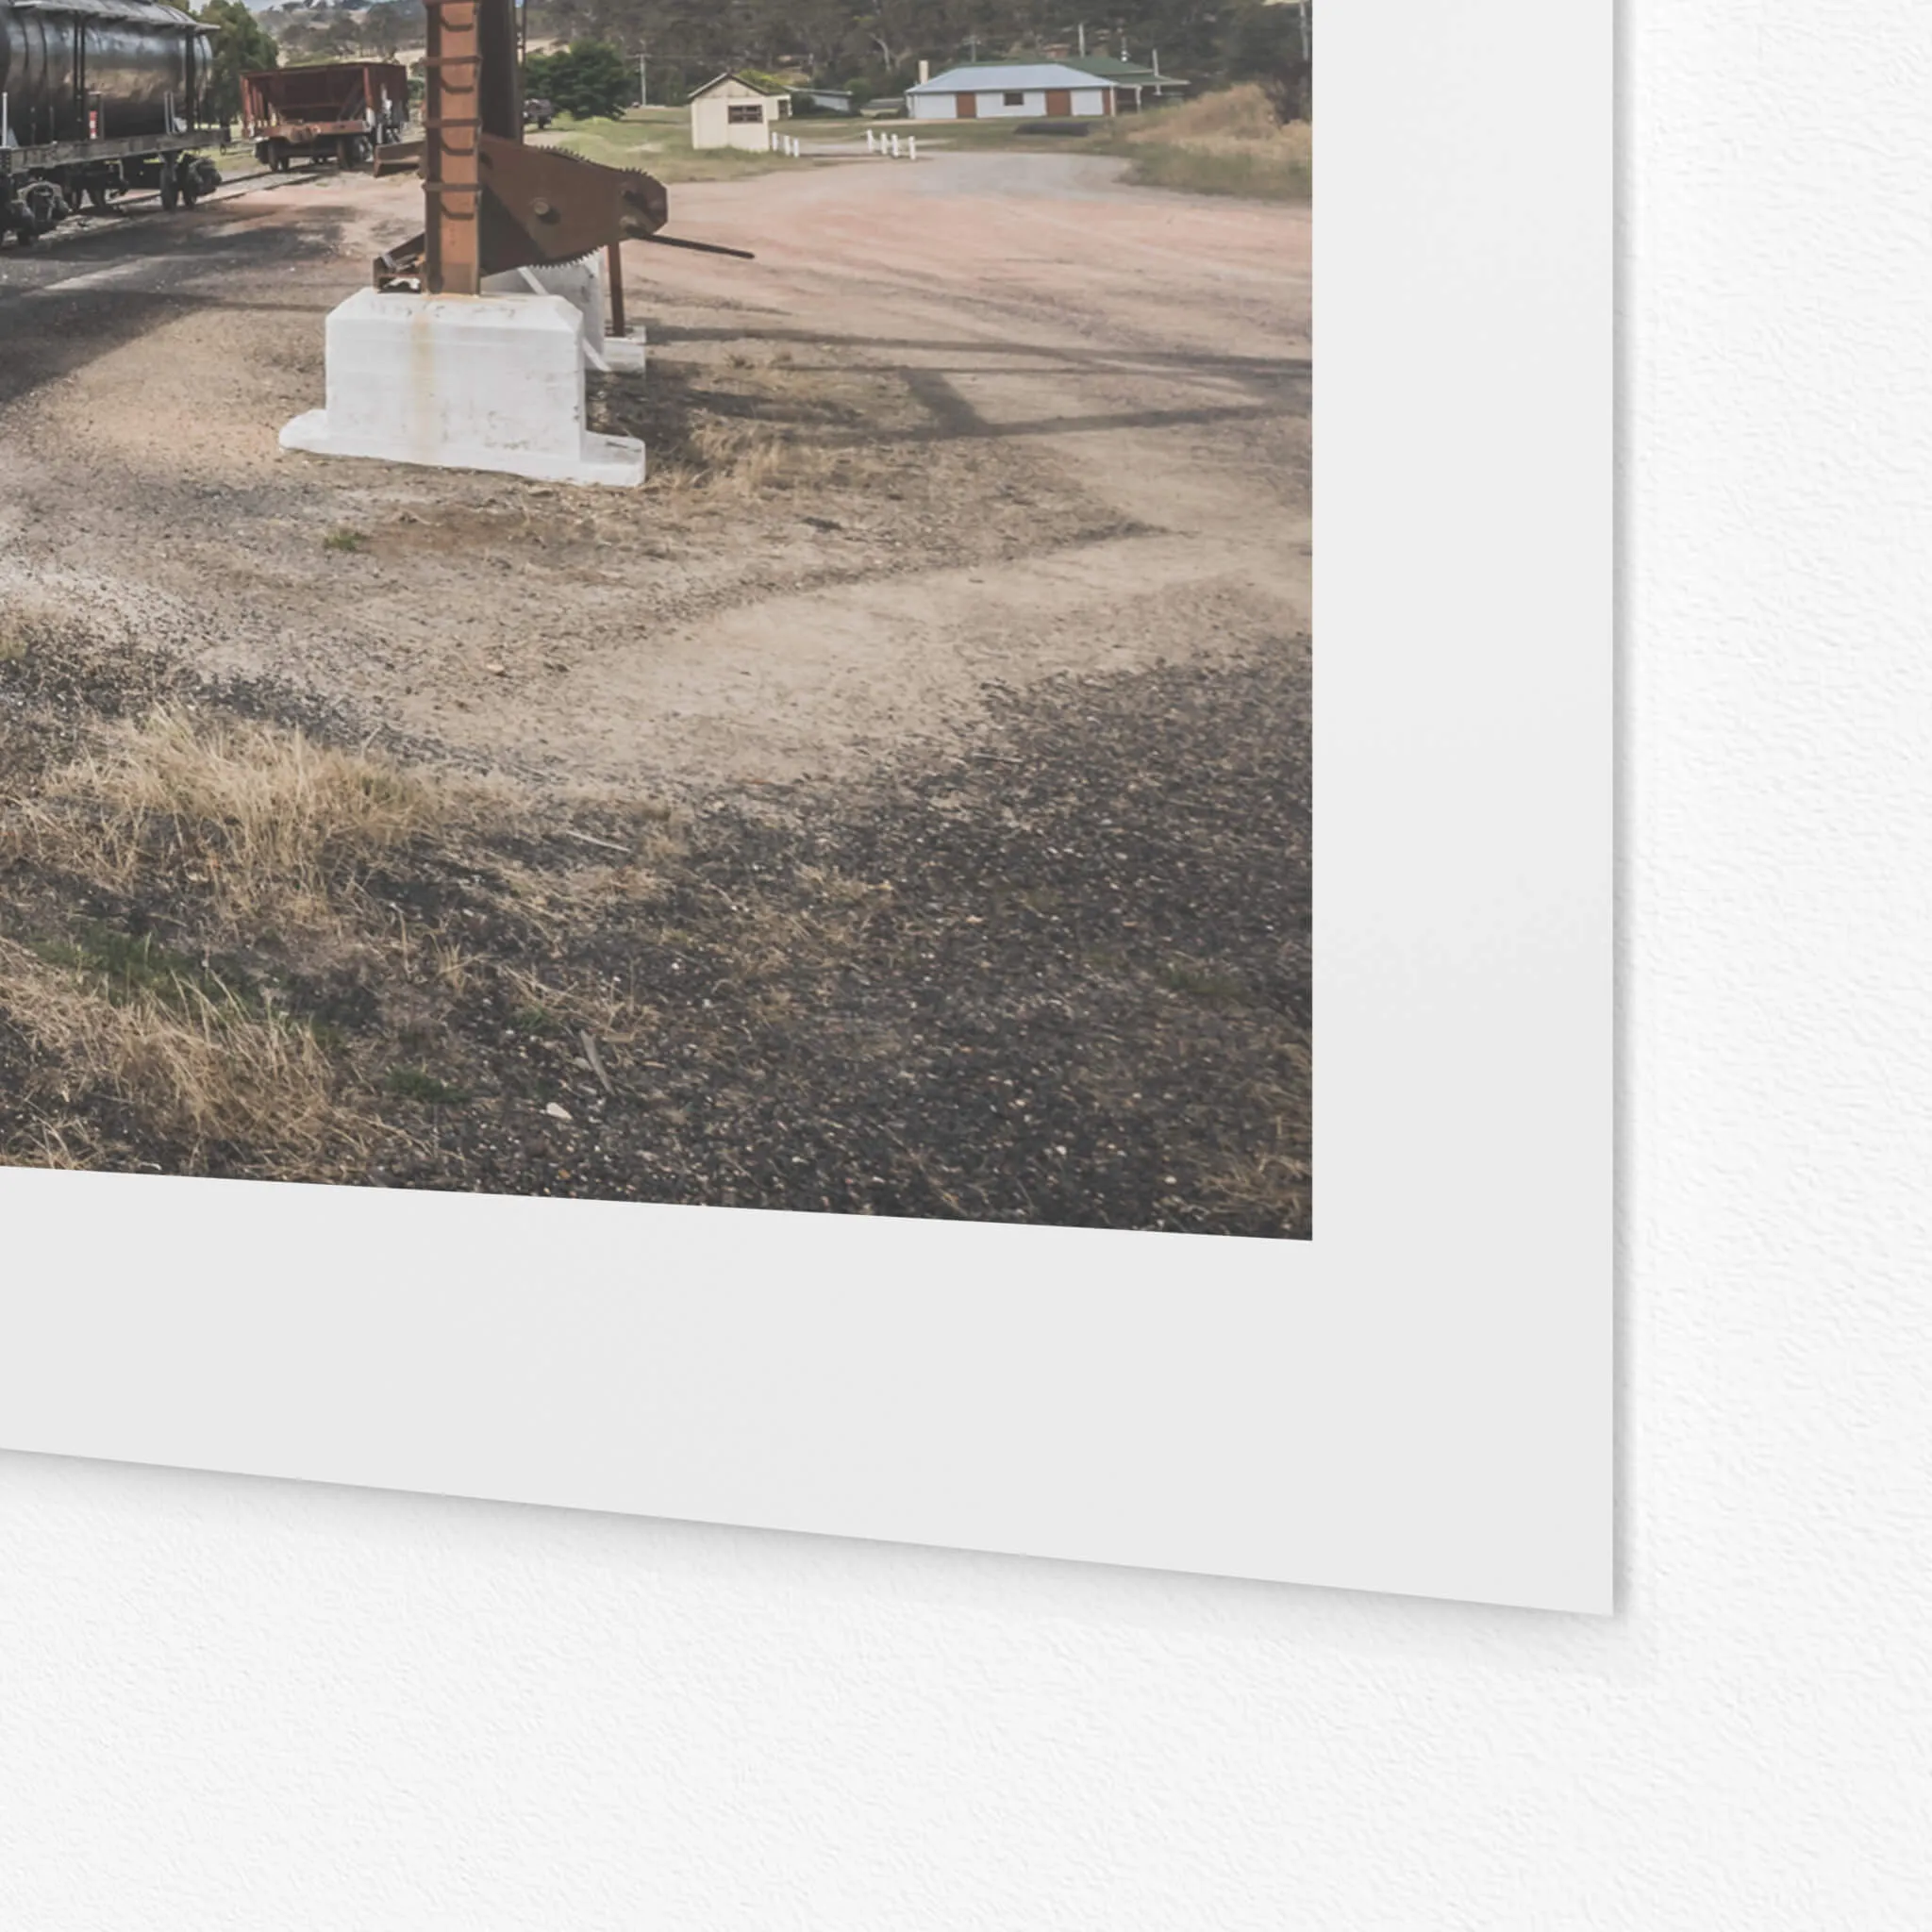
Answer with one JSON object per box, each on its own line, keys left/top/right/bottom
{"left": 197, "top": 0, "right": 278, "bottom": 124}
{"left": 523, "top": 42, "right": 634, "bottom": 121}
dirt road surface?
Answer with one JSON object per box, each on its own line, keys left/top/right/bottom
{"left": 0, "top": 153, "right": 1313, "bottom": 1233}
{"left": 0, "top": 153, "right": 1307, "bottom": 790}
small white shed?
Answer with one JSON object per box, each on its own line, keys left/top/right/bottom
{"left": 906, "top": 63, "right": 1117, "bottom": 123}
{"left": 688, "top": 72, "right": 791, "bottom": 151}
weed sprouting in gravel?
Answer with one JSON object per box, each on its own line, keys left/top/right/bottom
{"left": 387, "top": 1066, "right": 470, "bottom": 1107}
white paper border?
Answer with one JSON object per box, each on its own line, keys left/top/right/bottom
{"left": 0, "top": 0, "right": 1610, "bottom": 1610}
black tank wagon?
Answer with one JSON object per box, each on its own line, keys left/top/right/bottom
{"left": 0, "top": 0, "right": 224, "bottom": 244}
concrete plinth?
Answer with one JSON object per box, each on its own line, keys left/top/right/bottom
{"left": 482, "top": 258, "right": 647, "bottom": 374}
{"left": 279, "top": 289, "right": 644, "bottom": 488}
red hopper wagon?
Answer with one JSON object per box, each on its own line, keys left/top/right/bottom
{"left": 241, "top": 60, "right": 408, "bottom": 172}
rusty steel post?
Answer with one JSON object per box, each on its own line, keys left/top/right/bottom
{"left": 607, "top": 241, "right": 625, "bottom": 338}
{"left": 378, "top": 0, "right": 688, "bottom": 299}
{"left": 422, "top": 0, "right": 484, "bottom": 293}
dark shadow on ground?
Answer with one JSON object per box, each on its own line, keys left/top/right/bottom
{"left": 0, "top": 206, "right": 343, "bottom": 407}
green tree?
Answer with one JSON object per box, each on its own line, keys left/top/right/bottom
{"left": 197, "top": 0, "right": 280, "bottom": 124}
{"left": 523, "top": 41, "right": 633, "bottom": 118}
{"left": 1224, "top": 0, "right": 1311, "bottom": 122}
{"left": 507, "top": 0, "right": 1306, "bottom": 105}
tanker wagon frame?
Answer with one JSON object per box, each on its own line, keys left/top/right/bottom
{"left": 0, "top": 0, "right": 224, "bottom": 245}
{"left": 242, "top": 60, "right": 409, "bottom": 174}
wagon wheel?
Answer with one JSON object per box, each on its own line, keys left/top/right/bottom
{"left": 158, "top": 164, "right": 178, "bottom": 212}
{"left": 87, "top": 181, "right": 110, "bottom": 212}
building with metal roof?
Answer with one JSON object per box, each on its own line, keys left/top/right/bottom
{"left": 1061, "top": 54, "right": 1190, "bottom": 107}
{"left": 687, "top": 71, "right": 791, "bottom": 151}
{"left": 906, "top": 62, "right": 1124, "bottom": 123}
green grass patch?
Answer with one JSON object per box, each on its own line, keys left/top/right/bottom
{"left": 1156, "top": 957, "right": 1252, "bottom": 1007}
{"left": 385, "top": 1065, "right": 469, "bottom": 1106}
{"left": 35, "top": 923, "right": 251, "bottom": 1013}
{"left": 1122, "top": 140, "right": 1310, "bottom": 202}
{"left": 1008, "top": 886, "right": 1063, "bottom": 916}
{"left": 323, "top": 527, "right": 369, "bottom": 554}
{"left": 544, "top": 108, "right": 791, "bottom": 184}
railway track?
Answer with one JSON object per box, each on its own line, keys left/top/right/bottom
{"left": 0, "top": 162, "right": 342, "bottom": 313}
{"left": 8, "top": 158, "right": 321, "bottom": 245}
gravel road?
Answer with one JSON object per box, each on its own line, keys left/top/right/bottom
{"left": 0, "top": 151, "right": 1313, "bottom": 1232}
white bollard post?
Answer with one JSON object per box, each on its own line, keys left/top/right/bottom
{"left": 865, "top": 127, "right": 874, "bottom": 153}
{"left": 890, "top": 134, "right": 901, "bottom": 158}
{"left": 908, "top": 136, "right": 918, "bottom": 160}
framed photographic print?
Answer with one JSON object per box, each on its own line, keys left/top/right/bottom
{"left": 0, "top": 0, "right": 1609, "bottom": 1609}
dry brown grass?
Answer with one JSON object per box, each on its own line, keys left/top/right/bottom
{"left": 1200, "top": 1142, "right": 1309, "bottom": 1228}
{"left": 1196, "top": 1069, "right": 1312, "bottom": 1234}
{"left": 0, "top": 592, "right": 71, "bottom": 665}
{"left": 10, "top": 1114, "right": 99, "bottom": 1170}
{"left": 8, "top": 708, "right": 447, "bottom": 930}
{"left": 652, "top": 417, "right": 838, "bottom": 496}
{"left": 0, "top": 934, "right": 357, "bottom": 1170}
{"left": 1130, "top": 85, "right": 1288, "bottom": 145}
{"left": 713, "top": 866, "right": 891, "bottom": 973}
{"left": 0, "top": 710, "right": 479, "bottom": 1174}
{"left": 0, "top": 699, "right": 656, "bottom": 1176}
{"left": 500, "top": 962, "right": 658, "bottom": 1046}
{"left": 1121, "top": 86, "right": 1311, "bottom": 201}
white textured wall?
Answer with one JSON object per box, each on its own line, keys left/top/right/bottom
{"left": 4, "top": 5, "right": 1928, "bottom": 1924}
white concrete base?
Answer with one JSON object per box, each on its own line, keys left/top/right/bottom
{"left": 482, "top": 258, "right": 647, "bottom": 374}
{"left": 279, "top": 288, "right": 644, "bottom": 488}
{"left": 598, "top": 334, "right": 649, "bottom": 375}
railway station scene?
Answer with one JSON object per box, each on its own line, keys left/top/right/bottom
{"left": 0, "top": 0, "right": 1313, "bottom": 1238}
